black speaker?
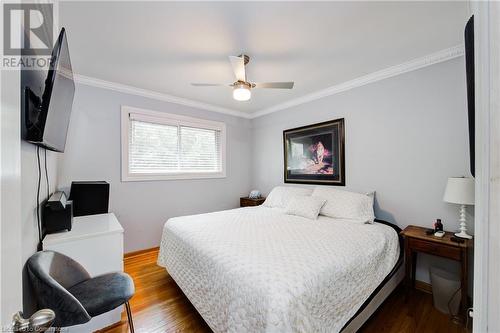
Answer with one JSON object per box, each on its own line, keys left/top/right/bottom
{"left": 69, "top": 181, "right": 109, "bottom": 217}
{"left": 43, "top": 201, "right": 73, "bottom": 234}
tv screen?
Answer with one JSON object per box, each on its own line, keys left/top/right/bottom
{"left": 465, "top": 16, "right": 474, "bottom": 177}
{"left": 24, "top": 28, "right": 75, "bottom": 152}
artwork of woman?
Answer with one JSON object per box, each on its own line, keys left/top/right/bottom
{"left": 283, "top": 118, "right": 345, "bottom": 185}
{"left": 287, "top": 137, "right": 333, "bottom": 175}
{"left": 310, "top": 141, "right": 328, "bottom": 164}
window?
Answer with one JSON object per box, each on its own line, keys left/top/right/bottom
{"left": 121, "top": 106, "right": 226, "bottom": 181}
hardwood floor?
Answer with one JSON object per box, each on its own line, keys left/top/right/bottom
{"left": 100, "top": 249, "right": 469, "bottom": 333}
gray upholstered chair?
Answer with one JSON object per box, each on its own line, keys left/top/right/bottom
{"left": 27, "top": 250, "right": 135, "bottom": 332}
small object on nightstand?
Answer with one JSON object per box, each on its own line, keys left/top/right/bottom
{"left": 248, "top": 190, "right": 262, "bottom": 199}
{"left": 434, "top": 219, "right": 443, "bottom": 232}
{"left": 434, "top": 231, "right": 445, "bottom": 238}
{"left": 240, "top": 197, "right": 266, "bottom": 207}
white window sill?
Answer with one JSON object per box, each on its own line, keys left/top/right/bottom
{"left": 121, "top": 171, "right": 227, "bottom": 182}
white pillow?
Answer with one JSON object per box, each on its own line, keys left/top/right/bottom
{"left": 312, "top": 187, "right": 375, "bottom": 223}
{"left": 263, "top": 186, "right": 313, "bottom": 208}
{"left": 285, "top": 196, "right": 326, "bottom": 220}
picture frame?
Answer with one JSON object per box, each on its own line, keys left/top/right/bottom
{"left": 283, "top": 118, "right": 345, "bottom": 186}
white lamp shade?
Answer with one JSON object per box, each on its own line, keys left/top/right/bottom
{"left": 443, "top": 177, "right": 475, "bottom": 205}
{"left": 232, "top": 85, "right": 251, "bottom": 101}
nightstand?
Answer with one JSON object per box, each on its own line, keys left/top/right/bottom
{"left": 401, "top": 225, "right": 473, "bottom": 323}
{"left": 240, "top": 197, "right": 266, "bottom": 207}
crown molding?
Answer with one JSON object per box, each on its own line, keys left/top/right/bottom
{"left": 73, "top": 44, "right": 463, "bottom": 120}
{"left": 250, "top": 44, "right": 465, "bottom": 119}
{"left": 72, "top": 74, "right": 252, "bottom": 119}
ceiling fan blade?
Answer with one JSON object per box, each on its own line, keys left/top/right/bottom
{"left": 191, "top": 83, "right": 227, "bottom": 87}
{"left": 229, "top": 56, "right": 246, "bottom": 82}
{"left": 253, "top": 82, "right": 294, "bottom": 89}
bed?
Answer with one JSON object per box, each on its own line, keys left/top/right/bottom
{"left": 157, "top": 201, "right": 403, "bottom": 333}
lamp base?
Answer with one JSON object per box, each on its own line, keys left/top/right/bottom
{"left": 454, "top": 204, "right": 473, "bottom": 239}
{"left": 454, "top": 231, "right": 473, "bottom": 239}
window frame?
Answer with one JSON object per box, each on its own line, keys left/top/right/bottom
{"left": 121, "top": 105, "right": 227, "bottom": 181}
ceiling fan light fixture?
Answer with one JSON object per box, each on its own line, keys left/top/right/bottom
{"left": 191, "top": 54, "right": 294, "bottom": 100}
{"left": 233, "top": 83, "right": 251, "bottom": 101}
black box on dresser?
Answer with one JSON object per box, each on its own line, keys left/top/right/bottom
{"left": 69, "top": 181, "right": 110, "bottom": 217}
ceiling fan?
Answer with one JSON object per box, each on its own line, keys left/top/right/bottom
{"left": 191, "top": 54, "right": 294, "bottom": 102}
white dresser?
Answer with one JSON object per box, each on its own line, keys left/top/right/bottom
{"left": 42, "top": 213, "right": 124, "bottom": 333}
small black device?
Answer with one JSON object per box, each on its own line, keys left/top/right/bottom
{"left": 69, "top": 181, "right": 110, "bottom": 217}
{"left": 42, "top": 192, "right": 73, "bottom": 234}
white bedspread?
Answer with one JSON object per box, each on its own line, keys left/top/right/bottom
{"left": 157, "top": 207, "right": 399, "bottom": 333}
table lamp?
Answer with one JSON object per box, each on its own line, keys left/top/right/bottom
{"left": 443, "top": 177, "right": 475, "bottom": 239}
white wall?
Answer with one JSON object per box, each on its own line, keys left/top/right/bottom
{"left": 57, "top": 84, "right": 253, "bottom": 252}
{"left": 251, "top": 57, "right": 472, "bottom": 284}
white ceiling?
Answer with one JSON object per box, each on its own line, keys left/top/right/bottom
{"left": 59, "top": 1, "right": 469, "bottom": 114}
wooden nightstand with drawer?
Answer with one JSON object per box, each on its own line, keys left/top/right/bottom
{"left": 240, "top": 197, "right": 266, "bottom": 207}
{"left": 401, "top": 225, "right": 473, "bottom": 324}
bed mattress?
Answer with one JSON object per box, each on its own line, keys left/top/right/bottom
{"left": 157, "top": 206, "right": 400, "bottom": 333}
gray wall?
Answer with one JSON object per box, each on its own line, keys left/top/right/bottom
{"left": 57, "top": 84, "right": 253, "bottom": 252}
{"left": 20, "top": 62, "right": 61, "bottom": 263}
{"left": 251, "top": 57, "right": 472, "bottom": 283}
{"left": 20, "top": 143, "right": 59, "bottom": 315}
{"left": 20, "top": 65, "right": 61, "bottom": 315}
{"left": 21, "top": 144, "right": 59, "bottom": 261}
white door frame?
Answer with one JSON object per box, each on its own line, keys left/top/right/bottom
{"left": 0, "top": 1, "right": 23, "bottom": 325}
{"left": 471, "top": 1, "right": 500, "bottom": 332}
{"left": 0, "top": 67, "right": 23, "bottom": 325}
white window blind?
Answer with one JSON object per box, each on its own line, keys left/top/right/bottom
{"left": 129, "top": 120, "right": 179, "bottom": 174}
{"left": 122, "top": 107, "right": 226, "bottom": 181}
{"left": 179, "top": 126, "right": 221, "bottom": 172}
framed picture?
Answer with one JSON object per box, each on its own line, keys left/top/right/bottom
{"left": 283, "top": 118, "right": 345, "bottom": 186}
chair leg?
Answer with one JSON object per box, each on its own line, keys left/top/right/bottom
{"left": 125, "top": 301, "right": 135, "bottom": 333}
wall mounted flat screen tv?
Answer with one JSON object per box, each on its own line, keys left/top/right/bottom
{"left": 464, "top": 16, "right": 474, "bottom": 177}
{"left": 23, "top": 28, "right": 75, "bottom": 153}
